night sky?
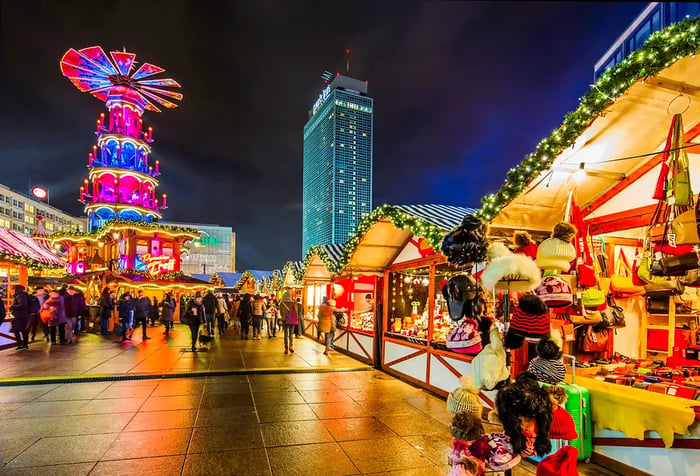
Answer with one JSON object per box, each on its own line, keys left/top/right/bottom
{"left": 0, "top": 1, "right": 645, "bottom": 270}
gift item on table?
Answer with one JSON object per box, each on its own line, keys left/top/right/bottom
{"left": 482, "top": 242, "right": 542, "bottom": 292}
{"left": 536, "top": 222, "right": 577, "bottom": 272}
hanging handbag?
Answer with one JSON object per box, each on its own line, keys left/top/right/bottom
{"left": 581, "top": 325, "right": 609, "bottom": 353}
{"left": 644, "top": 277, "right": 685, "bottom": 299}
{"left": 646, "top": 296, "right": 670, "bottom": 314}
{"left": 671, "top": 198, "right": 700, "bottom": 244}
{"left": 581, "top": 288, "right": 606, "bottom": 309}
{"left": 610, "top": 249, "right": 645, "bottom": 298}
{"left": 660, "top": 252, "right": 700, "bottom": 276}
{"left": 608, "top": 298, "right": 627, "bottom": 328}
{"left": 569, "top": 308, "right": 603, "bottom": 325}
{"left": 570, "top": 199, "right": 597, "bottom": 288}
{"left": 681, "top": 269, "right": 700, "bottom": 287}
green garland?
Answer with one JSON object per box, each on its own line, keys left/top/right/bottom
{"left": 0, "top": 252, "right": 65, "bottom": 271}
{"left": 477, "top": 17, "right": 700, "bottom": 221}
{"left": 51, "top": 219, "right": 199, "bottom": 240}
{"left": 337, "top": 205, "right": 447, "bottom": 269}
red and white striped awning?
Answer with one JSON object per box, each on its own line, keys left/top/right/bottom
{"left": 0, "top": 228, "right": 66, "bottom": 267}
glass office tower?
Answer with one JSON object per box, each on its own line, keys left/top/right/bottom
{"left": 302, "top": 75, "right": 373, "bottom": 256}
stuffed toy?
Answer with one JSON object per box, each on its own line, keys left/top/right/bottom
{"left": 536, "top": 221, "right": 577, "bottom": 272}
{"left": 505, "top": 294, "right": 551, "bottom": 350}
{"left": 513, "top": 230, "right": 538, "bottom": 261}
{"left": 441, "top": 214, "right": 489, "bottom": 267}
{"left": 481, "top": 242, "right": 542, "bottom": 292}
{"left": 495, "top": 371, "right": 553, "bottom": 457}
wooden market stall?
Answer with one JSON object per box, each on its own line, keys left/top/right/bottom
{"left": 0, "top": 228, "right": 66, "bottom": 348}
{"left": 299, "top": 244, "right": 345, "bottom": 340}
{"left": 478, "top": 19, "right": 700, "bottom": 475}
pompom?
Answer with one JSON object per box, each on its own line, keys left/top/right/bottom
{"left": 544, "top": 385, "right": 567, "bottom": 406}
{"left": 513, "top": 230, "right": 532, "bottom": 248}
{"left": 517, "top": 294, "right": 547, "bottom": 316}
{"left": 459, "top": 375, "right": 480, "bottom": 395}
{"left": 487, "top": 242, "right": 510, "bottom": 261}
{"left": 468, "top": 436, "right": 491, "bottom": 460}
{"left": 487, "top": 409, "right": 501, "bottom": 424}
{"left": 451, "top": 411, "right": 485, "bottom": 441}
{"left": 551, "top": 221, "right": 576, "bottom": 242}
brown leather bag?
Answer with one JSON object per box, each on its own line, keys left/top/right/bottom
{"left": 581, "top": 325, "right": 609, "bottom": 353}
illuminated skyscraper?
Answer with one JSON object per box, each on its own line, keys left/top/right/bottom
{"left": 302, "top": 74, "right": 373, "bottom": 256}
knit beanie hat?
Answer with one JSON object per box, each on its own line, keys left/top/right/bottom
{"left": 508, "top": 295, "right": 550, "bottom": 338}
{"left": 447, "top": 375, "right": 483, "bottom": 417}
{"left": 450, "top": 410, "right": 485, "bottom": 442}
{"left": 528, "top": 357, "right": 566, "bottom": 384}
{"left": 469, "top": 433, "right": 522, "bottom": 471}
{"left": 549, "top": 407, "right": 578, "bottom": 440}
{"left": 536, "top": 445, "right": 579, "bottom": 476}
{"left": 534, "top": 276, "right": 573, "bottom": 308}
{"left": 536, "top": 222, "right": 577, "bottom": 271}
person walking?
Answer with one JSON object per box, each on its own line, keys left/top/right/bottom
{"left": 265, "top": 298, "right": 277, "bottom": 337}
{"left": 183, "top": 292, "right": 205, "bottom": 351}
{"left": 117, "top": 292, "right": 134, "bottom": 342}
{"left": 251, "top": 294, "right": 265, "bottom": 340}
{"left": 231, "top": 295, "right": 241, "bottom": 335}
{"left": 10, "top": 284, "right": 30, "bottom": 350}
{"left": 43, "top": 290, "right": 68, "bottom": 345}
{"left": 202, "top": 290, "right": 217, "bottom": 336}
{"left": 160, "top": 292, "right": 175, "bottom": 336}
{"left": 149, "top": 297, "right": 159, "bottom": 326}
{"left": 133, "top": 290, "right": 151, "bottom": 341}
{"left": 215, "top": 293, "right": 228, "bottom": 336}
{"left": 63, "top": 286, "right": 86, "bottom": 344}
{"left": 237, "top": 294, "right": 253, "bottom": 340}
{"left": 295, "top": 297, "right": 304, "bottom": 338}
{"left": 98, "top": 287, "right": 114, "bottom": 336}
{"left": 317, "top": 297, "right": 336, "bottom": 355}
{"left": 27, "top": 287, "right": 46, "bottom": 342}
{"left": 279, "top": 292, "right": 298, "bottom": 354}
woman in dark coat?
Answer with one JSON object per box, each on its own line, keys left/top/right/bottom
{"left": 237, "top": 294, "right": 253, "bottom": 340}
{"left": 43, "top": 290, "right": 68, "bottom": 344}
{"left": 160, "top": 293, "right": 175, "bottom": 336}
{"left": 98, "top": 287, "right": 114, "bottom": 336}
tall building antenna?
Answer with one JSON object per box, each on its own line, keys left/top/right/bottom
{"left": 345, "top": 49, "right": 350, "bottom": 74}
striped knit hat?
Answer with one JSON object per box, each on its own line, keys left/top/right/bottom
{"left": 509, "top": 295, "right": 550, "bottom": 338}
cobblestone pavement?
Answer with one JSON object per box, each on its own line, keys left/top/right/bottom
{"left": 0, "top": 326, "right": 618, "bottom": 475}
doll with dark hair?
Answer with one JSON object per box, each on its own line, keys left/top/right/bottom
{"left": 495, "top": 371, "right": 553, "bottom": 457}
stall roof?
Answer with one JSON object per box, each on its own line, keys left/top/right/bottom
{"left": 481, "top": 18, "right": 700, "bottom": 235}
{"left": 281, "top": 260, "right": 304, "bottom": 287}
{"left": 191, "top": 273, "right": 211, "bottom": 282}
{"left": 213, "top": 272, "right": 242, "bottom": 287}
{"left": 0, "top": 228, "right": 66, "bottom": 269}
{"left": 340, "top": 204, "right": 477, "bottom": 273}
{"left": 301, "top": 244, "right": 346, "bottom": 282}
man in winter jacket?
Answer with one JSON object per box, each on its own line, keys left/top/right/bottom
{"left": 63, "top": 286, "right": 87, "bottom": 343}
{"left": 202, "top": 290, "right": 217, "bottom": 336}
{"left": 133, "top": 290, "right": 152, "bottom": 340}
{"left": 10, "top": 285, "right": 30, "bottom": 350}
{"left": 118, "top": 293, "right": 134, "bottom": 342}
{"left": 184, "top": 293, "right": 205, "bottom": 351}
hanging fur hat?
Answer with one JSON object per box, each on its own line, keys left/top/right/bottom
{"left": 495, "top": 372, "right": 553, "bottom": 457}
{"left": 441, "top": 214, "right": 489, "bottom": 266}
{"left": 482, "top": 243, "right": 542, "bottom": 292}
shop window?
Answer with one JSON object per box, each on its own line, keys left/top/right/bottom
{"left": 387, "top": 268, "right": 431, "bottom": 342}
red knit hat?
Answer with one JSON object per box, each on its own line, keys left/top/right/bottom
{"left": 549, "top": 408, "right": 578, "bottom": 441}
{"left": 509, "top": 295, "right": 550, "bottom": 338}
{"left": 536, "top": 445, "right": 579, "bottom": 476}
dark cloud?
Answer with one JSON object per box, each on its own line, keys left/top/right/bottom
{"left": 0, "top": 1, "right": 645, "bottom": 269}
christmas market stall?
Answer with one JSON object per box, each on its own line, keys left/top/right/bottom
{"left": 477, "top": 18, "right": 700, "bottom": 475}
{"left": 337, "top": 204, "right": 492, "bottom": 392}
{"left": 299, "top": 244, "right": 345, "bottom": 339}
{"left": 232, "top": 270, "right": 274, "bottom": 295}
{"left": 0, "top": 228, "right": 66, "bottom": 348}
{"left": 280, "top": 261, "right": 304, "bottom": 290}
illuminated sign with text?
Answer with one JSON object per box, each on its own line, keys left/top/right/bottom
{"left": 141, "top": 253, "right": 176, "bottom": 275}
{"left": 312, "top": 86, "right": 331, "bottom": 115}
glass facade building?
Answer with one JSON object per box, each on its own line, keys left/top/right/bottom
{"left": 302, "top": 75, "right": 374, "bottom": 256}
{"left": 161, "top": 222, "right": 236, "bottom": 275}
{"left": 594, "top": 2, "right": 700, "bottom": 80}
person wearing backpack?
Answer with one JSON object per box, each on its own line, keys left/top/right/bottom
{"left": 10, "top": 284, "right": 30, "bottom": 350}
{"left": 279, "top": 292, "right": 298, "bottom": 355}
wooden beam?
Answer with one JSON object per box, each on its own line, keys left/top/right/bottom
{"left": 585, "top": 204, "right": 657, "bottom": 235}
{"left": 583, "top": 121, "right": 700, "bottom": 217}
